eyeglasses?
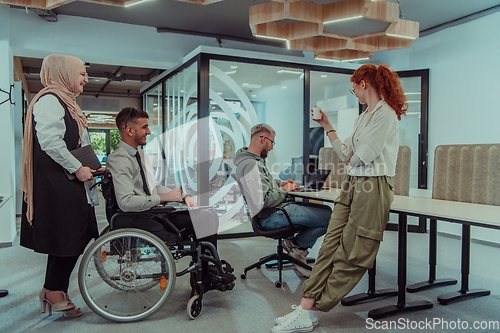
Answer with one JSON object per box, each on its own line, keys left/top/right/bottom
{"left": 349, "top": 88, "right": 356, "bottom": 95}
{"left": 124, "top": 107, "right": 137, "bottom": 128}
{"left": 260, "top": 136, "right": 275, "bottom": 147}
{"left": 81, "top": 72, "right": 89, "bottom": 80}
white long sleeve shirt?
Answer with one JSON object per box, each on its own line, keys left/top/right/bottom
{"left": 33, "top": 94, "right": 98, "bottom": 205}
{"left": 331, "top": 100, "right": 399, "bottom": 177}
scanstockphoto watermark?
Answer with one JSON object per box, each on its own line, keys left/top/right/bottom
{"left": 366, "top": 317, "right": 500, "bottom": 330}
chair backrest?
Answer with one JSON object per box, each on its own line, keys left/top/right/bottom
{"left": 318, "top": 146, "right": 411, "bottom": 196}
{"left": 231, "top": 173, "right": 302, "bottom": 239}
{"left": 318, "top": 147, "right": 346, "bottom": 189}
{"left": 393, "top": 146, "right": 411, "bottom": 196}
{"left": 97, "top": 170, "right": 119, "bottom": 222}
{"left": 432, "top": 144, "right": 500, "bottom": 205}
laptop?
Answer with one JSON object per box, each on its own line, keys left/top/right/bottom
{"left": 293, "top": 169, "right": 331, "bottom": 192}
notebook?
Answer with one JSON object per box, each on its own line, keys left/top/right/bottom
{"left": 70, "top": 145, "right": 101, "bottom": 170}
{"left": 292, "top": 169, "right": 331, "bottom": 192}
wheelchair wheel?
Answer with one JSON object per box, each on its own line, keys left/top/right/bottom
{"left": 99, "top": 225, "right": 110, "bottom": 237}
{"left": 79, "top": 228, "right": 176, "bottom": 322}
{"left": 187, "top": 295, "right": 202, "bottom": 319}
{"left": 92, "top": 237, "right": 160, "bottom": 292}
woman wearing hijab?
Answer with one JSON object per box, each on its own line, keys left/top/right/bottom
{"left": 20, "top": 54, "right": 99, "bottom": 317}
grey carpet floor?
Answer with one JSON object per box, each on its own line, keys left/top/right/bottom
{"left": 1, "top": 219, "right": 500, "bottom": 332}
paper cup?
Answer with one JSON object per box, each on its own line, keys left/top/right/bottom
{"left": 312, "top": 106, "right": 321, "bottom": 120}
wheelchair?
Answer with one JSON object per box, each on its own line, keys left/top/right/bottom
{"left": 78, "top": 170, "right": 235, "bottom": 322}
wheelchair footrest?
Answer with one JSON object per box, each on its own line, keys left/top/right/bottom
{"left": 203, "top": 261, "right": 237, "bottom": 293}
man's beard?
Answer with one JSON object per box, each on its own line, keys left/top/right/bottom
{"left": 260, "top": 149, "right": 268, "bottom": 159}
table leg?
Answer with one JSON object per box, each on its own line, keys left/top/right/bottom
{"left": 407, "top": 219, "right": 457, "bottom": 292}
{"left": 437, "top": 224, "right": 490, "bottom": 305}
{"left": 341, "top": 260, "right": 398, "bottom": 306}
{"left": 368, "top": 214, "right": 433, "bottom": 319}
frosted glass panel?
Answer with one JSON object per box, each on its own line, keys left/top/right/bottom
{"left": 210, "top": 60, "right": 304, "bottom": 224}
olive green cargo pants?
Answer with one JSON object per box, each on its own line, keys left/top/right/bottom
{"left": 302, "top": 175, "right": 394, "bottom": 312}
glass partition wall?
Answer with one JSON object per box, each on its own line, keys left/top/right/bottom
{"left": 141, "top": 53, "right": 429, "bottom": 237}
{"left": 143, "top": 84, "right": 162, "bottom": 179}
{"left": 208, "top": 60, "right": 305, "bottom": 228}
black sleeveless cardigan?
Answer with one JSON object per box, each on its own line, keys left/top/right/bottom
{"left": 20, "top": 93, "right": 98, "bottom": 256}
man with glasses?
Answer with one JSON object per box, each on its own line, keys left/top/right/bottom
{"left": 233, "top": 124, "right": 331, "bottom": 277}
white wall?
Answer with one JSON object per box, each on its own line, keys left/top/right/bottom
{"left": 8, "top": 7, "right": 305, "bottom": 71}
{"left": 258, "top": 78, "right": 304, "bottom": 177}
{"left": 372, "top": 11, "right": 500, "bottom": 244}
{"left": 0, "top": 5, "right": 16, "bottom": 245}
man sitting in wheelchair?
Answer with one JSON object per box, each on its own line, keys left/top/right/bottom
{"left": 106, "top": 107, "right": 236, "bottom": 294}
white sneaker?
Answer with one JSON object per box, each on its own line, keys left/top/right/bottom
{"left": 283, "top": 239, "right": 299, "bottom": 254}
{"left": 271, "top": 305, "right": 314, "bottom": 333}
{"left": 291, "top": 248, "right": 311, "bottom": 278}
{"left": 276, "top": 305, "right": 318, "bottom": 327}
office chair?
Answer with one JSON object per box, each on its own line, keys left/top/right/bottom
{"left": 232, "top": 176, "right": 312, "bottom": 287}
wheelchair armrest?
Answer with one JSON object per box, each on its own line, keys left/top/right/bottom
{"left": 149, "top": 206, "right": 177, "bottom": 214}
{"left": 110, "top": 208, "right": 182, "bottom": 237}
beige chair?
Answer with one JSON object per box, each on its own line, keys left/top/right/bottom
{"left": 408, "top": 144, "right": 500, "bottom": 303}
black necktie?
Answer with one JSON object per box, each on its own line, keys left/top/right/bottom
{"left": 135, "top": 151, "right": 151, "bottom": 196}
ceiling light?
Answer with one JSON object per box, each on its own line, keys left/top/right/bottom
{"left": 343, "top": 58, "right": 370, "bottom": 62}
{"left": 252, "top": 95, "right": 257, "bottom": 97}
{"left": 93, "top": 78, "right": 101, "bottom": 82}
{"left": 277, "top": 70, "right": 303, "bottom": 75}
{"left": 225, "top": 71, "right": 236, "bottom": 75}
{"left": 386, "top": 34, "right": 417, "bottom": 40}
{"left": 324, "top": 15, "right": 362, "bottom": 24}
{"left": 242, "top": 83, "right": 261, "bottom": 89}
{"left": 85, "top": 63, "right": 90, "bottom": 68}
{"left": 153, "top": 103, "right": 158, "bottom": 106}
{"left": 125, "top": 0, "right": 149, "bottom": 7}
{"left": 255, "top": 35, "right": 288, "bottom": 42}
{"left": 405, "top": 92, "right": 421, "bottom": 95}
{"left": 231, "top": 65, "right": 238, "bottom": 69}
{"left": 217, "top": 92, "right": 222, "bottom": 95}
{"left": 316, "top": 58, "right": 340, "bottom": 62}
{"left": 282, "top": 86, "right": 287, "bottom": 89}
{"left": 321, "top": 75, "right": 327, "bottom": 78}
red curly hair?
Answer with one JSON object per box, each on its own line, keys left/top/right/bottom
{"left": 350, "top": 64, "right": 407, "bottom": 120}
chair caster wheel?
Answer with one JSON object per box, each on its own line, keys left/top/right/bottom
{"left": 187, "top": 295, "right": 202, "bottom": 320}
{"left": 275, "top": 281, "right": 282, "bottom": 288}
{"left": 240, "top": 273, "right": 246, "bottom": 279}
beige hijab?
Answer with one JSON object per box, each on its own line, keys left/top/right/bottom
{"left": 21, "top": 54, "right": 88, "bottom": 224}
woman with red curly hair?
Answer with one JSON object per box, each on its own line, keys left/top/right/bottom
{"left": 272, "top": 64, "right": 406, "bottom": 333}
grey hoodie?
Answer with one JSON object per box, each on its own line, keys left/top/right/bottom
{"left": 233, "top": 147, "right": 294, "bottom": 218}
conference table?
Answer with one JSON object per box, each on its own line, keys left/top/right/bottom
{"left": 289, "top": 188, "right": 500, "bottom": 319}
